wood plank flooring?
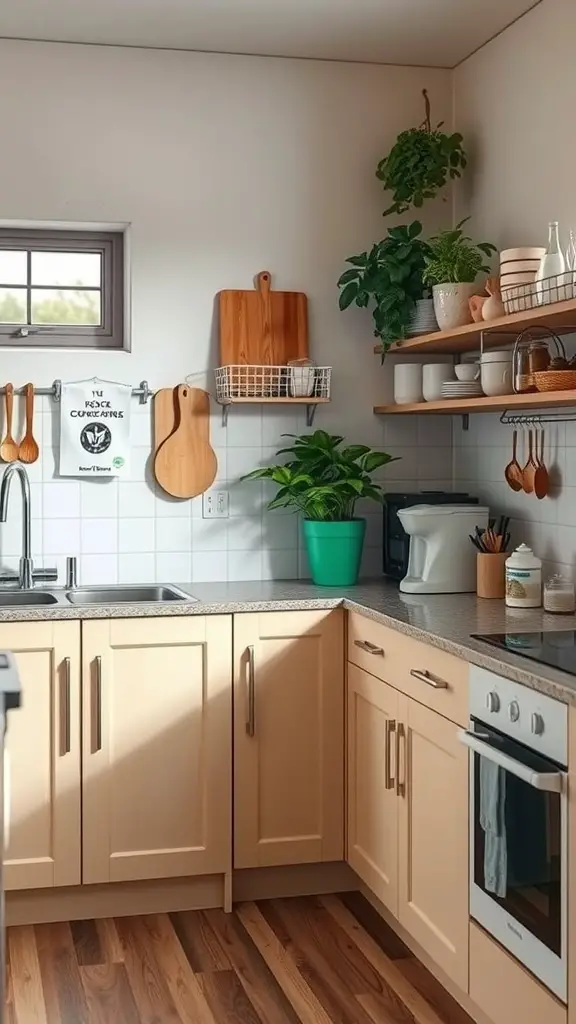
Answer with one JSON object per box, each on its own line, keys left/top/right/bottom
{"left": 6, "top": 892, "right": 474, "bottom": 1024}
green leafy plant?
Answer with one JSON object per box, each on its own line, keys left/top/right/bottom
{"left": 376, "top": 90, "right": 467, "bottom": 216}
{"left": 338, "top": 221, "right": 430, "bottom": 355}
{"left": 423, "top": 219, "right": 497, "bottom": 285}
{"left": 242, "top": 431, "right": 398, "bottom": 521}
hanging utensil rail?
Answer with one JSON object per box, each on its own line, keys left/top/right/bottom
{"left": 500, "top": 409, "right": 576, "bottom": 425}
{"left": 0, "top": 380, "right": 152, "bottom": 405}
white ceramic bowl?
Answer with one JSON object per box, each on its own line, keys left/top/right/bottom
{"left": 480, "top": 359, "right": 513, "bottom": 397}
{"left": 454, "top": 363, "right": 479, "bottom": 382}
{"left": 500, "top": 246, "right": 546, "bottom": 262}
{"left": 480, "top": 349, "right": 513, "bottom": 364}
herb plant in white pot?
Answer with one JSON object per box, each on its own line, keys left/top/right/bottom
{"left": 423, "top": 219, "right": 497, "bottom": 331}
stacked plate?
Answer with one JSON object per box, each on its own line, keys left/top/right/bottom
{"left": 407, "top": 299, "right": 439, "bottom": 337}
{"left": 441, "top": 380, "right": 483, "bottom": 399}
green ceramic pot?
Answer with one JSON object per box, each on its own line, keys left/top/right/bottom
{"left": 303, "top": 519, "right": 366, "bottom": 587}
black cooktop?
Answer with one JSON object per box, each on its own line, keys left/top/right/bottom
{"left": 472, "top": 630, "right": 576, "bottom": 677}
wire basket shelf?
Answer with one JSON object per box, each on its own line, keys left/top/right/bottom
{"left": 215, "top": 365, "right": 332, "bottom": 402}
{"left": 502, "top": 273, "right": 576, "bottom": 315}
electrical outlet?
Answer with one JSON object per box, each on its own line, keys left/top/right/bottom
{"left": 202, "top": 489, "right": 229, "bottom": 519}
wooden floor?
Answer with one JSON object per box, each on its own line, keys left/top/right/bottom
{"left": 6, "top": 892, "right": 474, "bottom": 1024}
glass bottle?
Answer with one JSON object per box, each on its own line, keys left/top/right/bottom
{"left": 536, "top": 221, "right": 566, "bottom": 304}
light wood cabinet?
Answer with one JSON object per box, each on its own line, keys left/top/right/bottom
{"left": 82, "top": 615, "right": 232, "bottom": 884}
{"left": 234, "top": 609, "right": 344, "bottom": 868}
{"left": 347, "top": 662, "right": 398, "bottom": 913}
{"left": 1, "top": 621, "right": 80, "bottom": 891}
{"left": 397, "top": 693, "right": 469, "bottom": 992}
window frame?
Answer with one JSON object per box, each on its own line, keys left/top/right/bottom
{"left": 0, "top": 228, "right": 125, "bottom": 349}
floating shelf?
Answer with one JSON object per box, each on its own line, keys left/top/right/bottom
{"left": 374, "top": 390, "right": 576, "bottom": 416}
{"left": 217, "top": 396, "right": 330, "bottom": 427}
{"left": 372, "top": 298, "right": 576, "bottom": 356}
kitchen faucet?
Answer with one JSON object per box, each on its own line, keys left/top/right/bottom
{"left": 0, "top": 464, "right": 57, "bottom": 589}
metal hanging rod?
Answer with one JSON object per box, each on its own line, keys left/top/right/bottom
{"left": 0, "top": 380, "right": 153, "bottom": 405}
{"left": 500, "top": 408, "right": 576, "bottom": 425}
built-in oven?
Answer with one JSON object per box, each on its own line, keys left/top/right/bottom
{"left": 459, "top": 666, "right": 568, "bottom": 1002}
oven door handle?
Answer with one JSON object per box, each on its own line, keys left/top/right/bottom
{"left": 458, "top": 729, "right": 564, "bottom": 793}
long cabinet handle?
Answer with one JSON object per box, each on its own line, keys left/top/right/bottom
{"left": 354, "top": 640, "right": 384, "bottom": 656}
{"left": 95, "top": 656, "right": 102, "bottom": 752}
{"left": 385, "top": 719, "right": 396, "bottom": 790}
{"left": 396, "top": 723, "right": 406, "bottom": 798}
{"left": 410, "top": 668, "right": 448, "bottom": 690}
{"left": 246, "top": 645, "right": 255, "bottom": 738}
{"left": 61, "top": 657, "right": 71, "bottom": 755}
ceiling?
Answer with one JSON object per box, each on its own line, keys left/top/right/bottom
{"left": 0, "top": 0, "right": 540, "bottom": 67}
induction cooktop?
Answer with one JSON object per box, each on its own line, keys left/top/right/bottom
{"left": 472, "top": 630, "right": 576, "bottom": 677}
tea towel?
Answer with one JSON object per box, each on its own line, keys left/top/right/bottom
{"left": 59, "top": 377, "right": 132, "bottom": 477}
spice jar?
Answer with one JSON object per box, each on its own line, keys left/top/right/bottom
{"left": 544, "top": 575, "right": 576, "bottom": 615}
{"left": 505, "top": 544, "right": 542, "bottom": 608}
{"left": 527, "top": 339, "right": 551, "bottom": 375}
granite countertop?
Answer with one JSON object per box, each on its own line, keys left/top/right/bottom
{"left": 1, "top": 578, "right": 576, "bottom": 705}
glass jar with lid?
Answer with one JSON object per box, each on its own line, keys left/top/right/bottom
{"left": 527, "top": 339, "right": 551, "bottom": 375}
{"left": 543, "top": 574, "right": 576, "bottom": 615}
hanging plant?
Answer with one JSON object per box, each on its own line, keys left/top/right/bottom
{"left": 376, "top": 90, "right": 467, "bottom": 216}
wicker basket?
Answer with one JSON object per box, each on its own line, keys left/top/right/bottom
{"left": 533, "top": 369, "right": 576, "bottom": 392}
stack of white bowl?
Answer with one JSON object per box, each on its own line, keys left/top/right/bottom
{"left": 500, "top": 247, "right": 545, "bottom": 313}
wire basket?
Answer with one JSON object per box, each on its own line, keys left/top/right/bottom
{"left": 215, "top": 365, "right": 332, "bottom": 401}
{"left": 502, "top": 273, "right": 576, "bottom": 314}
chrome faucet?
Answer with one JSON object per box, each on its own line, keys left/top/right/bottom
{"left": 0, "top": 464, "right": 57, "bottom": 589}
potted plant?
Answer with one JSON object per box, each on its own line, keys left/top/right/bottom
{"left": 338, "top": 221, "right": 433, "bottom": 358}
{"left": 376, "top": 89, "right": 467, "bottom": 216}
{"left": 423, "top": 219, "right": 497, "bottom": 330}
{"left": 242, "top": 431, "right": 398, "bottom": 586}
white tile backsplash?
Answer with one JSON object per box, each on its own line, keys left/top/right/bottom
{"left": 0, "top": 401, "right": 449, "bottom": 585}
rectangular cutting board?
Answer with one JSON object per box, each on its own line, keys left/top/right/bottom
{"left": 218, "top": 270, "right": 308, "bottom": 366}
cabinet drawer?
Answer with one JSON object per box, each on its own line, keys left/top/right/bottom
{"left": 348, "top": 612, "right": 467, "bottom": 726}
{"left": 470, "top": 923, "right": 566, "bottom": 1024}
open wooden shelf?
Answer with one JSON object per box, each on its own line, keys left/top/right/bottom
{"left": 372, "top": 297, "right": 576, "bottom": 355}
{"left": 374, "top": 390, "right": 576, "bottom": 416}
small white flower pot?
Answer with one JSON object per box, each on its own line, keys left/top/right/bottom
{"left": 432, "top": 283, "right": 477, "bottom": 331}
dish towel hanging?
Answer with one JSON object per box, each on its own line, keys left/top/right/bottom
{"left": 59, "top": 377, "right": 132, "bottom": 477}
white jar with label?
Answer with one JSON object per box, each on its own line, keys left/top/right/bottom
{"left": 505, "top": 544, "right": 542, "bottom": 608}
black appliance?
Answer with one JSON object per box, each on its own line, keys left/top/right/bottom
{"left": 383, "top": 491, "right": 479, "bottom": 580}
{"left": 473, "top": 630, "right": 576, "bottom": 678}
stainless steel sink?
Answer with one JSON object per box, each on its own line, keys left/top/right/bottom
{"left": 65, "top": 585, "right": 194, "bottom": 605}
{"left": 0, "top": 591, "right": 59, "bottom": 606}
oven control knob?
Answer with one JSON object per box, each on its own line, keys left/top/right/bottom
{"left": 508, "top": 700, "right": 520, "bottom": 723}
{"left": 531, "top": 712, "right": 545, "bottom": 736}
{"left": 486, "top": 691, "right": 500, "bottom": 713}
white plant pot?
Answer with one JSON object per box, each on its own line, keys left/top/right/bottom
{"left": 432, "top": 283, "right": 477, "bottom": 331}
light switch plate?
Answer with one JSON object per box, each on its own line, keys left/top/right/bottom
{"left": 202, "top": 489, "right": 229, "bottom": 519}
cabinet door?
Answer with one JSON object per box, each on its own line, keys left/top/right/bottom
{"left": 347, "top": 663, "right": 399, "bottom": 914}
{"left": 397, "top": 694, "right": 469, "bottom": 991}
{"left": 82, "top": 616, "right": 232, "bottom": 884}
{"left": 1, "top": 621, "right": 80, "bottom": 890}
{"left": 234, "top": 610, "right": 343, "bottom": 868}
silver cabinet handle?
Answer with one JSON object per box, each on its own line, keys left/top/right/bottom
{"left": 385, "top": 719, "right": 396, "bottom": 790}
{"left": 94, "top": 655, "right": 102, "bottom": 752}
{"left": 410, "top": 668, "right": 448, "bottom": 690}
{"left": 396, "top": 722, "right": 406, "bottom": 798}
{"left": 246, "top": 645, "right": 255, "bottom": 737}
{"left": 61, "top": 657, "right": 71, "bottom": 755}
{"left": 354, "top": 640, "right": 384, "bottom": 656}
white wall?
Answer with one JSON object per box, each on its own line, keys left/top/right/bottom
{"left": 453, "top": 0, "right": 576, "bottom": 576}
{"left": 0, "top": 39, "right": 453, "bottom": 584}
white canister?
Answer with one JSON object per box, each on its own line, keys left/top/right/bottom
{"left": 394, "top": 363, "right": 422, "bottom": 405}
{"left": 480, "top": 350, "right": 513, "bottom": 397}
{"left": 422, "top": 363, "right": 452, "bottom": 402}
{"left": 505, "top": 544, "right": 542, "bottom": 608}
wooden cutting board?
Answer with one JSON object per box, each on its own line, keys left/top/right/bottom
{"left": 218, "top": 270, "right": 308, "bottom": 365}
{"left": 154, "top": 386, "right": 217, "bottom": 499}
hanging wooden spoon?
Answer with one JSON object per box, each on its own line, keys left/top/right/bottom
{"left": 18, "top": 383, "right": 39, "bottom": 464}
{"left": 0, "top": 384, "right": 19, "bottom": 463}
{"left": 504, "top": 430, "right": 523, "bottom": 492}
{"left": 522, "top": 429, "right": 538, "bottom": 494}
{"left": 534, "top": 428, "right": 549, "bottom": 500}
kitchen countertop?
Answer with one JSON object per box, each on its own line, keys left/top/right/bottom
{"left": 1, "top": 578, "right": 576, "bottom": 704}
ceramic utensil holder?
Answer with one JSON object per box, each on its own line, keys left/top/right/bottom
{"left": 477, "top": 553, "right": 507, "bottom": 600}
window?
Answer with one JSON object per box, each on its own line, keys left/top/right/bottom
{"left": 0, "top": 228, "right": 125, "bottom": 349}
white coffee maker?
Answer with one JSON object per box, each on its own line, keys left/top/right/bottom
{"left": 397, "top": 504, "right": 489, "bottom": 594}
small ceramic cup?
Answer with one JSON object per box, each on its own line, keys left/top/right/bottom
{"left": 455, "top": 363, "right": 479, "bottom": 382}
{"left": 394, "top": 363, "right": 423, "bottom": 404}
{"left": 423, "top": 363, "right": 452, "bottom": 402}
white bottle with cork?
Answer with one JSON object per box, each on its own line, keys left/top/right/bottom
{"left": 505, "top": 544, "right": 542, "bottom": 608}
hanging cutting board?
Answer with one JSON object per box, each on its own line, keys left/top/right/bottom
{"left": 218, "top": 270, "right": 308, "bottom": 365}
{"left": 154, "top": 386, "right": 217, "bottom": 499}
